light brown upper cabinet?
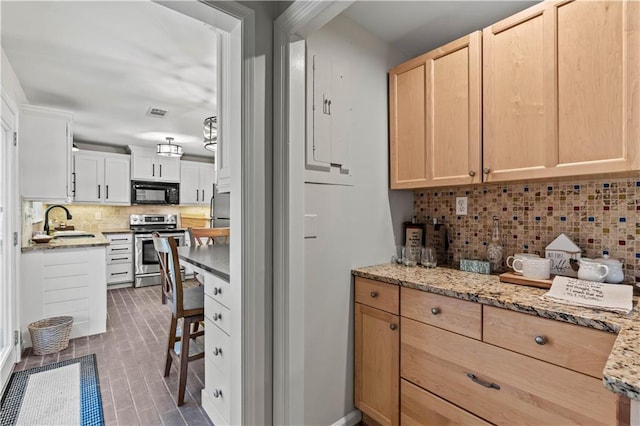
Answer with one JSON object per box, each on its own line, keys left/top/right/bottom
{"left": 389, "top": 32, "right": 482, "bottom": 189}
{"left": 483, "top": 0, "right": 640, "bottom": 182}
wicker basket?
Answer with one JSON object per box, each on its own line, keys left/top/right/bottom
{"left": 28, "top": 316, "right": 74, "bottom": 356}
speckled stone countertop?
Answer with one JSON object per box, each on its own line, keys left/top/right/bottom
{"left": 352, "top": 263, "right": 640, "bottom": 401}
{"left": 22, "top": 233, "right": 109, "bottom": 252}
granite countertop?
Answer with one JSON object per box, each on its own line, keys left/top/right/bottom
{"left": 22, "top": 232, "right": 110, "bottom": 252}
{"left": 177, "top": 245, "right": 229, "bottom": 281}
{"left": 352, "top": 263, "right": 640, "bottom": 401}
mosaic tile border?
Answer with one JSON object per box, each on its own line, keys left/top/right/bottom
{"left": 414, "top": 176, "right": 640, "bottom": 283}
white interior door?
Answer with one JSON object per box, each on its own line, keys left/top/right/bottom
{"left": 0, "top": 91, "right": 18, "bottom": 390}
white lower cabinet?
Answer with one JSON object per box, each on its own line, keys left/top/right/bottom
{"left": 105, "top": 233, "right": 133, "bottom": 286}
{"left": 21, "top": 246, "right": 107, "bottom": 346}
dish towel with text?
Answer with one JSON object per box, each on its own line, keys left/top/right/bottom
{"left": 542, "top": 276, "right": 633, "bottom": 314}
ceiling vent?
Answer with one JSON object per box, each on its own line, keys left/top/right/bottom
{"left": 146, "top": 107, "right": 167, "bottom": 118}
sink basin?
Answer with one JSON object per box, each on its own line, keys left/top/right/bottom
{"left": 53, "top": 230, "right": 95, "bottom": 238}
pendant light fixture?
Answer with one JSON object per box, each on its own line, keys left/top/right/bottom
{"left": 157, "top": 137, "right": 183, "bottom": 157}
{"left": 203, "top": 116, "right": 217, "bottom": 152}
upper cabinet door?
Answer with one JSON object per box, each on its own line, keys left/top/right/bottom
{"left": 157, "top": 156, "right": 180, "bottom": 182}
{"left": 389, "top": 31, "right": 482, "bottom": 189}
{"left": 74, "top": 153, "right": 103, "bottom": 203}
{"left": 179, "top": 161, "right": 200, "bottom": 205}
{"left": 484, "top": 0, "right": 640, "bottom": 182}
{"left": 103, "top": 156, "right": 130, "bottom": 204}
{"left": 426, "top": 31, "right": 482, "bottom": 186}
{"left": 389, "top": 58, "right": 428, "bottom": 189}
{"left": 130, "top": 150, "right": 156, "bottom": 181}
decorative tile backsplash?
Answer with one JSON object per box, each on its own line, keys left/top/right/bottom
{"left": 414, "top": 176, "right": 640, "bottom": 283}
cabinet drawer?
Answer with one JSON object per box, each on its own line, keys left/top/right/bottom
{"left": 204, "top": 354, "right": 231, "bottom": 422}
{"left": 107, "top": 244, "right": 132, "bottom": 255}
{"left": 401, "top": 379, "right": 490, "bottom": 426}
{"left": 355, "top": 277, "right": 399, "bottom": 314}
{"left": 204, "top": 317, "right": 231, "bottom": 375}
{"left": 401, "top": 287, "right": 482, "bottom": 339}
{"left": 106, "top": 263, "right": 133, "bottom": 283}
{"left": 401, "top": 318, "right": 620, "bottom": 425}
{"left": 107, "top": 253, "right": 133, "bottom": 265}
{"left": 483, "top": 306, "right": 616, "bottom": 379}
{"left": 205, "top": 294, "right": 231, "bottom": 335}
{"left": 106, "top": 234, "right": 133, "bottom": 245}
{"left": 204, "top": 273, "right": 231, "bottom": 309}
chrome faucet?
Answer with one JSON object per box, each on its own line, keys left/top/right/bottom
{"left": 43, "top": 205, "right": 72, "bottom": 235}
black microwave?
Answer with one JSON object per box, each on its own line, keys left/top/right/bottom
{"left": 131, "top": 180, "right": 180, "bottom": 205}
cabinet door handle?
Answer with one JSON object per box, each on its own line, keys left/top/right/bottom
{"left": 202, "top": 189, "right": 205, "bottom": 201}
{"left": 213, "top": 287, "right": 222, "bottom": 295}
{"left": 389, "top": 323, "right": 397, "bottom": 331}
{"left": 159, "top": 164, "right": 162, "bottom": 177}
{"left": 152, "top": 164, "right": 155, "bottom": 177}
{"left": 483, "top": 168, "right": 491, "bottom": 175}
{"left": 72, "top": 172, "right": 76, "bottom": 196}
{"left": 370, "top": 291, "right": 378, "bottom": 298}
{"left": 213, "top": 313, "right": 222, "bottom": 321}
{"left": 111, "top": 238, "right": 128, "bottom": 241}
{"left": 431, "top": 307, "right": 440, "bottom": 315}
{"left": 106, "top": 185, "right": 109, "bottom": 199}
{"left": 327, "top": 99, "right": 332, "bottom": 115}
{"left": 112, "top": 257, "right": 129, "bottom": 261}
{"left": 213, "top": 389, "right": 223, "bottom": 398}
{"left": 466, "top": 373, "right": 500, "bottom": 390}
{"left": 98, "top": 184, "right": 101, "bottom": 199}
{"left": 468, "top": 170, "right": 476, "bottom": 177}
{"left": 196, "top": 189, "right": 199, "bottom": 201}
{"left": 111, "top": 247, "right": 128, "bottom": 251}
{"left": 213, "top": 347, "right": 222, "bottom": 356}
{"left": 534, "top": 335, "right": 547, "bottom": 345}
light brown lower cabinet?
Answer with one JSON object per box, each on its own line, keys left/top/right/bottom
{"left": 353, "top": 277, "right": 630, "bottom": 425}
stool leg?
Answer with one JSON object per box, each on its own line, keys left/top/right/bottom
{"left": 165, "top": 315, "right": 177, "bottom": 377}
{"left": 177, "top": 317, "right": 192, "bottom": 406}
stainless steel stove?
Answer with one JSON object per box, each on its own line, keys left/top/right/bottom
{"left": 130, "top": 214, "right": 185, "bottom": 287}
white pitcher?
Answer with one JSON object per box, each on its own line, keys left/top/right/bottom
{"left": 577, "top": 258, "right": 609, "bottom": 283}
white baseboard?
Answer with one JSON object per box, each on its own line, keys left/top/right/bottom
{"left": 332, "top": 409, "right": 362, "bottom": 426}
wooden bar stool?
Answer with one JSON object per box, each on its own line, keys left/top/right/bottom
{"left": 188, "top": 226, "right": 230, "bottom": 246}
{"left": 152, "top": 233, "right": 205, "bottom": 406}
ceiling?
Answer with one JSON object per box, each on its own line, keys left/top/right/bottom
{"left": 1, "top": 1, "right": 542, "bottom": 158}
{"left": 1, "top": 1, "right": 218, "bottom": 157}
{"left": 344, "top": 1, "right": 541, "bottom": 60}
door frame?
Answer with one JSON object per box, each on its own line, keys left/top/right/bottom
{"left": 0, "top": 88, "right": 19, "bottom": 392}
{"left": 156, "top": 1, "right": 267, "bottom": 424}
{"left": 272, "top": 2, "right": 353, "bottom": 424}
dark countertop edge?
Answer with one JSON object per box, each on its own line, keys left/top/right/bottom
{"left": 352, "top": 266, "right": 640, "bottom": 401}
{"left": 100, "top": 229, "right": 133, "bottom": 234}
{"left": 177, "top": 246, "right": 229, "bottom": 282}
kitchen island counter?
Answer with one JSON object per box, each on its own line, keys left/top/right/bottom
{"left": 177, "top": 244, "right": 229, "bottom": 281}
{"left": 352, "top": 263, "right": 640, "bottom": 401}
{"left": 21, "top": 232, "right": 109, "bottom": 252}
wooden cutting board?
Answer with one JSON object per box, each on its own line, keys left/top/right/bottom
{"left": 499, "top": 272, "right": 553, "bottom": 289}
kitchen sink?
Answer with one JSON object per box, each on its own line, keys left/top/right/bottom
{"left": 53, "top": 230, "right": 95, "bottom": 238}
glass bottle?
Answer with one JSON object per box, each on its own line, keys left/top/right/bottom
{"left": 486, "top": 216, "right": 504, "bottom": 272}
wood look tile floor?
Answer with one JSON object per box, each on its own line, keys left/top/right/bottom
{"left": 14, "top": 283, "right": 213, "bottom": 426}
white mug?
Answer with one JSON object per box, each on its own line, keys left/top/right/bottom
{"left": 506, "top": 253, "right": 540, "bottom": 270}
{"left": 512, "top": 257, "right": 551, "bottom": 280}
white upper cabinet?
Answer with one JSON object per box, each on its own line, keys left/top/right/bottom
{"left": 180, "top": 160, "right": 215, "bottom": 205}
{"left": 129, "top": 146, "right": 180, "bottom": 182}
{"left": 19, "top": 105, "right": 73, "bottom": 202}
{"left": 73, "top": 151, "right": 130, "bottom": 205}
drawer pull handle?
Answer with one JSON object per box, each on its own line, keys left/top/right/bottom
{"left": 111, "top": 248, "right": 128, "bottom": 251}
{"left": 370, "top": 291, "right": 378, "bottom": 298}
{"left": 389, "top": 323, "right": 397, "bottom": 331}
{"left": 112, "top": 257, "right": 128, "bottom": 261}
{"left": 466, "top": 373, "right": 500, "bottom": 390}
{"left": 213, "top": 347, "right": 222, "bottom": 356}
{"left": 213, "top": 389, "right": 223, "bottom": 398}
{"left": 213, "top": 313, "right": 222, "bottom": 321}
{"left": 431, "top": 307, "right": 440, "bottom": 315}
{"left": 534, "top": 335, "right": 547, "bottom": 345}
{"left": 213, "top": 287, "right": 222, "bottom": 295}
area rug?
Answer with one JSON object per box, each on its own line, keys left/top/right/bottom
{"left": 0, "top": 354, "right": 103, "bottom": 426}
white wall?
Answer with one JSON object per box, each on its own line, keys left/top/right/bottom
{"left": 1, "top": 48, "right": 28, "bottom": 105}
{"left": 303, "top": 15, "right": 413, "bottom": 425}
